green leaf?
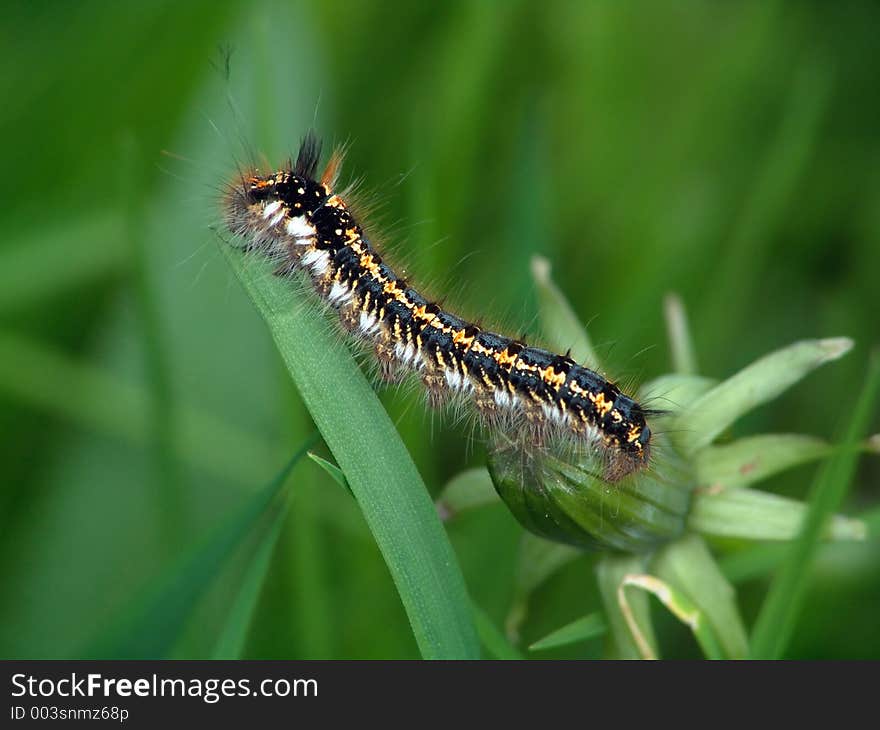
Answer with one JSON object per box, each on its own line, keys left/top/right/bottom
{"left": 863, "top": 504, "right": 880, "bottom": 536}
{"left": 0, "top": 212, "right": 126, "bottom": 312}
{"left": 308, "top": 452, "right": 354, "bottom": 497}
{"left": 221, "top": 246, "right": 479, "bottom": 659}
{"left": 663, "top": 293, "right": 698, "bottom": 376}
{"left": 0, "top": 330, "right": 278, "bottom": 486}
{"left": 651, "top": 534, "right": 749, "bottom": 659}
{"left": 695, "top": 433, "right": 832, "bottom": 489}
{"left": 689, "top": 485, "right": 866, "bottom": 542}
{"left": 617, "top": 572, "right": 725, "bottom": 660}
{"left": 695, "top": 433, "right": 880, "bottom": 490}
{"left": 120, "top": 134, "right": 181, "bottom": 554}
{"left": 596, "top": 553, "right": 657, "bottom": 659}
{"left": 436, "top": 467, "right": 499, "bottom": 521}
{"left": 472, "top": 603, "right": 523, "bottom": 660}
{"left": 674, "top": 338, "right": 853, "bottom": 456}
{"left": 529, "top": 613, "right": 607, "bottom": 652}
{"left": 719, "top": 544, "right": 790, "bottom": 585}
{"left": 720, "top": 503, "right": 880, "bottom": 584}
{"left": 639, "top": 373, "right": 718, "bottom": 413}
{"left": 89, "top": 437, "right": 316, "bottom": 658}
{"left": 750, "top": 351, "right": 880, "bottom": 659}
{"left": 699, "top": 61, "right": 833, "bottom": 357}
{"left": 506, "top": 533, "right": 581, "bottom": 641}
{"left": 211, "top": 497, "right": 290, "bottom": 659}
{"left": 531, "top": 255, "right": 599, "bottom": 367}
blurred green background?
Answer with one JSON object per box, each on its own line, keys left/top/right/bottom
{"left": 1, "top": 0, "right": 878, "bottom": 659}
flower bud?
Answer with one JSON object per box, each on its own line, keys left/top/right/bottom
{"left": 487, "top": 435, "right": 695, "bottom": 553}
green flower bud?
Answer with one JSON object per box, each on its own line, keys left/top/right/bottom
{"left": 487, "top": 435, "right": 695, "bottom": 553}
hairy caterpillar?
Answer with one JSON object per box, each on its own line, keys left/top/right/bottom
{"left": 223, "top": 134, "right": 652, "bottom": 481}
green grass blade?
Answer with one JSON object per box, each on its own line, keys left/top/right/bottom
{"left": 531, "top": 255, "right": 599, "bottom": 367}
{"left": 472, "top": 603, "right": 523, "bottom": 660}
{"left": 663, "top": 293, "right": 698, "bottom": 376}
{"left": 0, "top": 330, "right": 278, "bottom": 485}
{"left": 307, "top": 452, "right": 354, "bottom": 497}
{"left": 720, "top": 504, "right": 880, "bottom": 584}
{"left": 436, "top": 467, "right": 499, "bottom": 521}
{"left": 639, "top": 374, "right": 718, "bottom": 413}
{"left": 89, "top": 437, "right": 316, "bottom": 658}
{"left": 120, "top": 134, "right": 182, "bottom": 555}
{"left": 719, "top": 544, "right": 789, "bottom": 585}
{"left": 211, "top": 498, "right": 291, "bottom": 659}
{"left": 862, "top": 505, "right": 880, "bottom": 536}
{"left": 700, "top": 62, "right": 833, "bottom": 357}
{"left": 675, "top": 338, "right": 853, "bottom": 456}
{"left": 221, "top": 247, "right": 479, "bottom": 659}
{"left": 529, "top": 613, "right": 607, "bottom": 652}
{"left": 0, "top": 212, "right": 126, "bottom": 312}
{"left": 750, "top": 352, "right": 880, "bottom": 659}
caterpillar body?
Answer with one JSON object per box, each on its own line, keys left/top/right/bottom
{"left": 224, "top": 135, "right": 652, "bottom": 481}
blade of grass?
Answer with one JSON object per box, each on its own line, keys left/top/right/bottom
{"left": 638, "top": 373, "right": 718, "bottom": 412}
{"left": 529, "top": 612, "right": 607, "bottom": 652}
{"left": 289, "top": 438, "right": 333, "bottom": 659}
{"left": 221, "top": 248, "right": 479, "bottom": 659}
{"left": 0, "top": 330, "right": 278, "bottom": 485}
{"left": 531, "top": 255, "right": 599, "bottom": 367}
{"left": 120, "top": 133, "right": 182, "bottom": 555}
{"left": 701, "top": 62, "right": 833, "bottom": 357}
{"left": 308, "top": 452, "right": 354, "bottom": 497}
{"left": 211, "top": 497, "right": 290, "bottom": 659}
{"left": 295, "top": 450, "right": 351, "bottom": 655}
{"left": 750, "top": 351, "right": 880, "bottom": 659}
{"left": 720, "top": 503, "right": 880, "bottom": 583}
{"left": 472, "top": 602, "right": 523, "bottom": 660}
{"left": 719, "top": 544, "right": 789, "bottom": 585}
{"left": 664, "top": 293, "right": 698, "bottom": 375}
{"left": 436, "top": 467, "right": 499, "bottom": 521}
{"left": 89, "top": 435, "right": 316, "bottom": 658}
{"left": 0, "top": 211, "right": 126, "bottom": 312}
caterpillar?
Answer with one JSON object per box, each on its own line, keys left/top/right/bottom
{"left": 223, "top": 134, "right": 652, "bottom": 481}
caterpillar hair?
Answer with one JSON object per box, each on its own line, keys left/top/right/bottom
{"left": 223, "top": 133, "right": 653, "bottom": 481}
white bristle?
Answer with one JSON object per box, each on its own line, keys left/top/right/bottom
{"left": 262, "top": 200, "right": 282, "bottom": 219}
{"left": 329, "top": 281, "right": 351, "bottom": 304}
{"left": 286, "top": 216, "right": 316, "bottom": 240}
